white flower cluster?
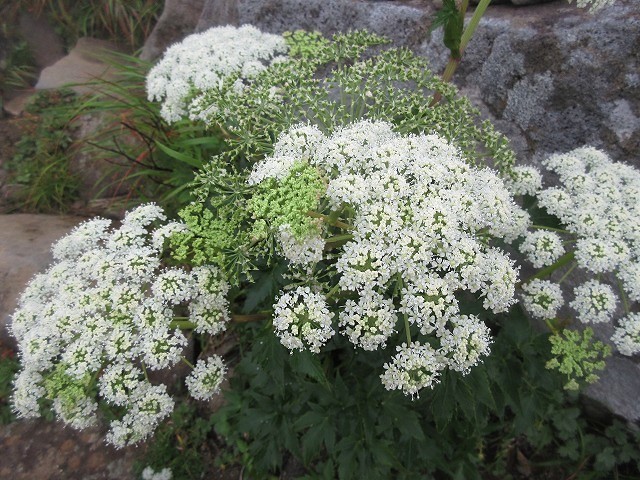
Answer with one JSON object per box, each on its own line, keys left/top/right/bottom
{"left": 277, "top": 224, "right": 325, "bottom": 266}
{"left": 253, "top": 120, "right": 528, "bottom": 395}
{"left": 147, "top": 25, "right": 288, "bottom": 123}
{"left": 142, "top": 466, "right": 173, "bottom": 480}
{"left": 10, "top": 204, "right": 230, "bottom": 447}
{"left": 520, "top": 279, "right": 564, "bottom": 320}
{"left": 519, "top": 230, "right": 565, "bottom": 268}
{"left": 273, "top": 286, "right": 334, "bottom": 353}
{"left": 611, "top": 313, "right": 640, "bottom": 356}
{"left": 568, "top": 0, "right": 616, "bottom": 13}
{"left": 569, "top": 279, "right": 617, "bottom": 324}
{"left": 531, "top": 147, "right": 640, "bottom": 351}
{"left": 185, "top": 355, "right": 227, "bottom": 400}
{"left": 503, "top": 165, "right": 542, "bottom": 196}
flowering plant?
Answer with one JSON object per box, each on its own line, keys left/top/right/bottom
{"left": 7, "top": 19, "right": 640, "bottom": 479}
{"left": 10, "top": 205, "right": 228, "bottom": 446}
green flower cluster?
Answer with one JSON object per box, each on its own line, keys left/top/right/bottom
{"left": 546, "top": 327, "right": 611, "bottom": 391}
{"left": 248, "top": 162, "right": 325, "bottom": 240}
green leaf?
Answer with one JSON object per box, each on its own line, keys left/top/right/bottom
{"left": 594, "top": 447, "right": 617, "bottom": 471}
{"left": 291, "top": 350, "right": 331, "bottom": 389}
{"left": 155, "top": 140, "right": 202, "bottom": 167}
{"left": 462, "top": 367, "right": 496, "bottom": 412}
{"left": 394, "top": 409, "right": 425, "bottom": 441}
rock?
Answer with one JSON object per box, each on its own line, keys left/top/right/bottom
{"left": 584, "top": 356, "right": 640, "bottom": 423}
{"left": 142, "top": 0, "right": 433, "bottom": 61}
{"left": 0, "top": 419, "right": 140, "bottom": 480}
{"left": 0, "top": 214, "right": 85, "bottom": 348}
{"left": 35, "top": 38, "right": 122, "bottom": 95}
{"left": 419, "top": 0, "right": 640, "bottom": 168}
{"left": 140, "top": 0, "right": 209, "bottom": 61}
{"left": 2, "top": 92, "right": 33, "bottom": 117}
{"left": 18, "top": 13, "right": 66, "bottom": 72}
{"left": 235, "top": 0, "right": 431, "bottom": 47}
{"left": 195, "top": 0, "right": 240, "bottom": 32}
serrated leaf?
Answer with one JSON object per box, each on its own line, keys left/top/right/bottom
{"left": 463, "top": 367, "right": 496, "bottom": 411}
{"left": 291, "top": 350, "right": 331, "bottom": 389}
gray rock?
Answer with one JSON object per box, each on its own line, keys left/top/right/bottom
{"left": 140, "top": 0, "right": 209, "bottom": 61}
{"left": 18, "top": 13, "right": 66, "bottom": 72}
{"left": 2, "top": 92, "right": 33, "bottom": 117}
{"left": 0, "top": 214, "right": 85, "bottom": 348}
{"left": 195, "top": 0, "right": 240, "bottom": 31}
{"left": 35, "top": 38, "right": 122, "bottom": 94}
{"left": 234, "top": 0, "right": 431, "bottom": 47}
{"left": 584, "top": 356, "right": 640, "bottom": 423}
{"left": 142, "top": 0, "right": 433, "bottom": 61}
{"left": 419, "top": 0, "right": 640, "bottom": 167}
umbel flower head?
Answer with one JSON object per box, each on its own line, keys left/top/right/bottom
{"left": 527, "top": 147, "right": 640, "bottom": 352}
{"left": 146, "top": 25, "right": 288, "bottom": 123}
{"left": 250, "top": 120, "right": 529, "bottom": 397}
{"left": 10, "top": 204, "right": 230, "bottom": 447}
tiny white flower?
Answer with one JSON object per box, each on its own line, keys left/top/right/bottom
{"left": 519, "top": 230, "right": 565, "bottom": 268}
{"left": 611, "top": 313, "right": 640, "bottom": 356}
{"left": 380, "top": 342, "right": 445, "bottom": 398}
{"left": 439, "top": 315, "right": 492, "bottom": 374}
{"left": 273, "top": 287, "right": 334, "bottom": 353}
{"left": 185, "top": 355, "right": 227, "bottom": 401}
{"left": 339, "top": 290, "right": 397, "bottom": 350}
{"left": 570, "top": 280, "right": 617, "bottom": 324}
{"left": 521, "top": 279, "right": 564, "bottom": 320}
{"left": 503, "top": 165, "right": 542, "bottom": 196}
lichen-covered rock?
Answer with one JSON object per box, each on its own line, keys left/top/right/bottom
{"left": 142, "top": 0, "right": 433, "bottom": 61}
{"left": 420, "top": 0, "right": 640, "bottom": 168}
{"left": 140, "top": 0, "right": 209, "bottom": 61}
{"left": 230, "top": 0, "right": 431, "bottom": 47}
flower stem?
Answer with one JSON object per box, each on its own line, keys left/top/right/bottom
{"left": 617, "top": 277, "right": 630, "bottom": 314}
{"left": 325, "top": 234, "right": 354, "bottom": 244}
{"left": 404, "top": 314, "right": 412, "bottom": 345}
{"left": 557, "top": 262, "right": 577, "bottom": 284}
{"left": 519, "top": 251, "right": 576, "bottom": 286}
{"left": 545, "top": 318, "right": 559, "bottom": 335}
{"left": 170, "top": 318, "right": 196, "bottom": 329}
{"left": 181, "top": 356, "right": 195, "bottom": 369}
{"left": 430, "top": 0, "right": 491, "bottom": 105}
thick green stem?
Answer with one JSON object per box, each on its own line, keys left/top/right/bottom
{"left": 325, "top": 234, "right": 354, "bottom": 244}
{"left": 519, "top": 251, "right": 576, "bottom": 287}
{"left": 459, "top": 0, "right": 490, "bottom": 51}
{"left": 431, "top": 0, "right": 492, "bottom": 105}
{"left": 545, "top": 318, "right": 559, "bottom": 335}
{"left": 170, "top": 319, "right": 196, "bottom": 329}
